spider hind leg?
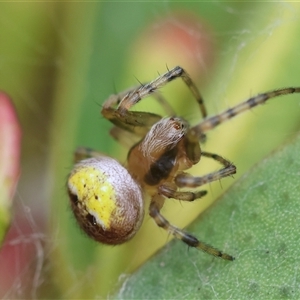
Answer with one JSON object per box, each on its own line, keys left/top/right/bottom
{"left": 149, "top": 200, "right": 234, "bottom": 261}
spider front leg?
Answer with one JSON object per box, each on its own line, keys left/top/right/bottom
{"left": 193, "top": 87, "right": 300, "bottom": 134}
{"left": 149, "top": 195, "right": 234, "bottom": 260}
{"left": 175, "top": 152, "right": 236, "bottom": 188}
{"left": 102, "top": 105, "right": 162, "bottom": 137}
{"left": 101, "top": 66, "right": 208, "bottom": 136}
{"left": 110, "top": 66, "right": 207, "bottom": 118}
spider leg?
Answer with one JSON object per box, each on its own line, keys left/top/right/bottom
{"left": 158, "top": 183, "right": 207, "bottom": 201}
{"left": 115, "top": 66, "right": 207, "bottom": 117}
{"left": 184, "top": 129, "right": 202, "bottom": 164}
{"left": 103, "top": 84, "right": 175, "bottom": 115}
{"left": 104, "top": 100, "right": 174, "bottom": 140}
{"left": 192, "top": 87, "right": 300, "bottom": 135}
{"left": 102, "top": 87, "right": 161, "bottom": 136}
{"left": 149, "top": 196, "right": 234, "bottom": 260}
{"left": 175, "top": 152, "right": 236, "bottom": 188}
{"left": 101, "top": 66, "right": 208, "bottom": 135}
{"left": 102, "top": 106, "right": 162, "bottom": 136}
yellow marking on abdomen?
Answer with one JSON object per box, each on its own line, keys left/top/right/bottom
{"left": 68, "top": 166, "right": 116, "bottom": 229}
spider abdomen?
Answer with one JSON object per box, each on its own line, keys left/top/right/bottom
{"left": 67, "top": 157, "right": 144, "bottom": 244}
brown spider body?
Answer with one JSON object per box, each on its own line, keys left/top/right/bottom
{"left": 67, "top": 66, "right": 300, "bottom": 261}
{"left": 127, "top": 117, "right": 189, "bottom": 191}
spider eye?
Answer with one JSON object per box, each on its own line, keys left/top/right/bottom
{"left": 173, "top": 122, "right": 183, "bottom": 130}
{"left": 168, "top": 117, "right": 187, "bottom": 131}
{"left": 67, "top": 156, "right": 144, "bottom": 245}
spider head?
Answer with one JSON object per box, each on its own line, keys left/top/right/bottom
{"left": 67, "top": 156, "right": 144, "bottom": 245}
{"left": 139, "top": 116, "right": 188, "bottom": 158}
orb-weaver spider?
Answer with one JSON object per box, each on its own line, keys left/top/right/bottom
{"left": 67, "top": 66, "right": 300, "bottom": 261}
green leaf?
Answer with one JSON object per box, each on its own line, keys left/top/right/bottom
{"left": 114, "top": 133, "right": 300, "bottom": 299}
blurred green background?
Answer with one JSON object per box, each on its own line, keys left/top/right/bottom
{"left": 0, "top": 2, "right": 300, "bottom": 298}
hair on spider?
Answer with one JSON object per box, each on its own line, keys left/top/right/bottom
{"left": 140, "top": 117, "right": 187, "bottom": 160}
{"left": 67, "top": 65, "right": 300, "bottom": 261}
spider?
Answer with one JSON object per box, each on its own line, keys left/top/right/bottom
{"left": 67, "top": 66, "right": 300, "bottom": 261}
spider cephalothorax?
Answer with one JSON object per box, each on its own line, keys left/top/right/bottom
{"left": 68, "top": 66, "right": 300, "bottom": 261}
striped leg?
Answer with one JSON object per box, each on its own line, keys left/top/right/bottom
{"left": 115, "top": 66, "right": 207, "bottom": 117}
{"left": 149, "top": 199, "right": 234, "bottom": 260}
{"left": 193, "top": 87, "right": 300, "bottom": 135}
{"left": 101, "top": 66, "right": 207, "bottom": 134}
{"left": 175, "top": 152, "right": 236, "bottom": 188}
{"left": 158, "top": 183, "right": 207, "bottom": 201}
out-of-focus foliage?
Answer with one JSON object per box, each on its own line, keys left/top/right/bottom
{"left": 0, "top": 93, "right": 21, "bottom": 244}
